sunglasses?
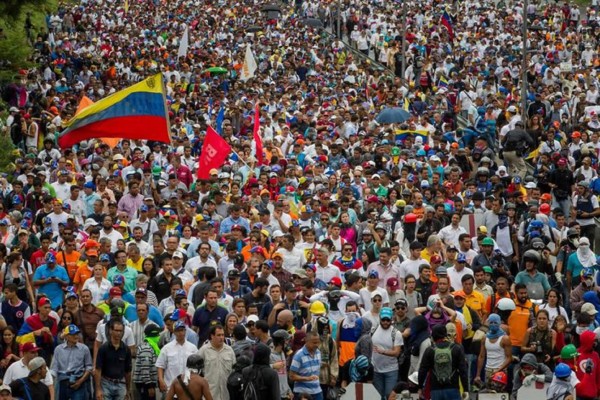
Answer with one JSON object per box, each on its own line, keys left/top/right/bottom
{"left": 372, "top": 298, "right": 382, "bottom": 303}
{"left": 381, "top": 318, "right": 392, "bottom": 322}
{"left": 395, "top": 306, "right": 407, "bottom": 310}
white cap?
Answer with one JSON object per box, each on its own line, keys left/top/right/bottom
{"left": 272, "top": 230, "right": 284, "bottom": 238}
{"left": 247, "top": 315, "right": 259, "bottom": 323}
{"left": 507, "top": 105, "right": 517, "bottom": 113}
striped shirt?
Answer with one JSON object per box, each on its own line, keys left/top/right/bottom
{"left": 290, "top": 346, "right": 322, "bottom": 395}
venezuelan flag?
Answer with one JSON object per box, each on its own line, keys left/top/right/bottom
{"left": 395, "top": 129, "right": 429, "bottom": 143}
{"left": 58, "top": 73, "right": 170, "bottom": 148}
{"left": 438, "top": 75, "right": 449, "bottom": 88}
{"left": 441, "top": 11, "right": 454, "bottom": 40}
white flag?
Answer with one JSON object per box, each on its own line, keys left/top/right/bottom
{"left": 177, "top": 26, "right": 189, "bottom": 58}
{"left": 240, "top": 43, "right": 257, "bottom": 82}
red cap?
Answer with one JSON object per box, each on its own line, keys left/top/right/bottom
{"left": 557, "top": 158, "right": 567, "bottom": 166}
{"left": 37, "top": 297, "right": 51, "bottom": 308}
{"left": 430, "top": 255, "right": 442, "bottom": 264}
{"left": 329, "top": 277, "right": 342, "bottom": 287}
{"left": 21, "top": 342, "right": 41, "bottom": 353}
{"left": 387, "top": 277, "right": 400, "bottom": 290}
{"left": 109, "top": 287, "right": 122, "bottom": 297}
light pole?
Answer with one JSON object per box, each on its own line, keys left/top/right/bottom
{"left": 400, "top": 0, "right": 407, "bottom": 78}
{"left": 521, "top": 0, "right": 528, "bottom": 125}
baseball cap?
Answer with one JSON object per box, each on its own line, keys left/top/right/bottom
{"left": 436, "top": 266, "right": 448, "bottom": 275}
{"left": 135, "top": 288, "right": 148, "bottom": 296}
{"left": 394, "top": 298, "right": 408, "bottom": 308}
{"left": 329, "top": 277, "right": 342, "bottom": 287}
{"left": 247, "top": 315, "right": 259, "bottom": 323}
{"left": 457, "top": 253, "right": 467, "bottom": 263}
{"left": 0, "top": 384, "right": 10, "bottom": 394}
{"left": 45, "top": 252, "right": 56, "bottom": 264}
{"left": 109, "top": 287, "right": 122, "bottom": 297}
{"left": 170, "top": 309, "right": 187, "bottom": 321}
{"left": 581, "top": 303, "right": 598, "bottom": 316}
{"left": 174, "top": 320, "right": 187, "bottom": 330}
{"left": 37, "top": 297, "right": 51, "bottom": 308}
{"left": 228, "top": 269, "right": 241, "bottom": 278}
{"left": 28, "top": 357, "right": 46, "bottom": 373}
{"left": 112, "top": 275, "right": 125, "bottom": 285}
{"left": 368, "top": 270, "right": 379, "bottom": 279}
{"left": 379, "top": 307, "right": 393, "bottom": 320}
{"left": 430, "top": 255, "right": 442, "bottom": 264}
{"left": 63, "top": 324, "right": 81, "bottom": 335}
{"left": 453, "top": 291, "right": 466, "bottom": 299}
{"left": 100, "top": 254, "right": 111, "bottom": 262}
{"left": 173, "top": 251, "right": 184, "bottom": 259}
{"left": 65, "top": 291, "right": 78, "bottom": 299}
{"left": 386, "top": 277, "right": 399, "bottom": 290}
{"left": 21, "top": 342, "right": 41, "bottom": 353}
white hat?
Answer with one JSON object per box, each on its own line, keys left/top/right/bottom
{"left": 582, "top": 302, "right": 598, "bottom": 316}
{"left": 507, "top": 105, "right": 517, "bottom": 113}
{"left": 247, "top": 315, "right": 259, "bottom": 323}
{"left": 524, "top": 182, "right": 536, "bottom": 189}
{"left": 272, "top": 230, "right": 284, "bottom": 238}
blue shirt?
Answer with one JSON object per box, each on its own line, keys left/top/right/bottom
{"left": 219, "top": 216, "right": 250, "bottom": 235}
{"left": 290, "top": 346, "right": 322, "bottom": 394}
{"left": 33, "top": 264, "right": 69, "bottom": 308}
{"left": 192, "top": 305, "right": 228, "bottom": 345}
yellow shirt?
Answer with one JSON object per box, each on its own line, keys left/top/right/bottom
{"left": 465, "top": 290, "right": 485, "bottom": 319}
{"left": 127, "top": 257, "right": 144, "bottom": 272}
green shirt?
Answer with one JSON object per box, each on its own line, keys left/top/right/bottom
{"left": 106, "top": 266, "right": 139, "bottom": 292}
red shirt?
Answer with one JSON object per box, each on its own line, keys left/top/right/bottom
{"left": 30, "top": 249, "right": 48, "bottom": 272}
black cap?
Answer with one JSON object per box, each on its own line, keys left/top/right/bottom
{"left": 228, "top": 269, "right": 241, "bottom": 278}
{"left": 144, "top": 324, "right": 161, "bottom": 337}
{"left": 432, "top": 324, "right": 448, "bottom": 340}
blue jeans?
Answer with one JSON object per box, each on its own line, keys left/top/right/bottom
{"left": 373, "top": 370, "right": 398, "bottom": 400}
{"left": 101, "top": 378, "right": 127, "bottom": 400}
{"left": 431, "top": 388, "right": 460, "bottom": 400}
{"left": 58, "top": 379, "right": 89, "bottom": 400}
{"left": 294, "top": 392, "right": 323, "bottom": 400}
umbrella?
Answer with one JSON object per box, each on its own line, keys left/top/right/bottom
{"left": 246, "top": 26, "right": 262, "bottom": 33}
{"left": 375, "top": 108, "right": 411, "bottom": 124}
{"left": 299, "top": 18, "right": 324, "bottom": 29}
{"left": 205, "top": 67, "right": 228, "bottom": 75}
{"left": 260, "top": 4, "right": 281, "bottom": 12}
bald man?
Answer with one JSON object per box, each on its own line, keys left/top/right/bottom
{"left": 270, "top": 309, "right": 294, "bottom": 334}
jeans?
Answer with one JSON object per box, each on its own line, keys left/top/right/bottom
{"left": 431, "top": 388, "right": 460, "bottom": 400}
{"left": 373, "top": 370, "right": 398, "bottom": 400}
{"left": 294, "top": 392, "right": 323, "bottom": 400}
{"left": 552, "top": 195, "right": 571, "bottom": 221}
{"left": 101, "top": 378, "right": 127, "bottom": 400}
{"left": 58, "top": 379, "right": 89, "bottom": 400}
{"left": 135, "top": 383, "right": 156, "bottom": 400}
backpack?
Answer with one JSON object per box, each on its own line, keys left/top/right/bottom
{"left": 242, "top": 366, "right": 266, "bottom": 400}
{"left": 432, "top": 344, "right": 454, "bottom": 384}
{"left": 227, "top": 357, "right": 252, "bottom": 399}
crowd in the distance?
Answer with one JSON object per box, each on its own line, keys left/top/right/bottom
{"left": 4, "top": 0, "right": 600, "bottom": 399}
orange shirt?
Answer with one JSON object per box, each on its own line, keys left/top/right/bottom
{"left": 56, "top": 250, "right": 81, "bottom": 282}
{"left": 73, "top": 262, "right": 97, "bottom": 288}
{"left": 485, "top": 292, "right": 512, "bottom": 314}
{"left": 508, "top": 300, "right": 537, "bottom": 347}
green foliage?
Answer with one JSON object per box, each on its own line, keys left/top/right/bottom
{"left": 0, "top": 0, "right": 50, "bottom": 23}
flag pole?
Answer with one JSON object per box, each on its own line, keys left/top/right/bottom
{"left": 231, "top": 150, "right": 252, "bottom": 169}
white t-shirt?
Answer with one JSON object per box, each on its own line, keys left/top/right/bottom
{"left": 359, "top": 287, "right": 389, "bottom": 311}
{"left": 371, "top": 325, "right": 404, "bottom": 373}
{"left": 3, "top": 359, "right": 54, "bottom": 386}
{"left": 447, "top": 266, "right": 474, "bottom": 291}
{"left": 95, "top": 320, "right": 135, "bottom": 346}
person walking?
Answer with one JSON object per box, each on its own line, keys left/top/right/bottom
{"left": 290, "top": 331, "right": 323, "bottom": 400}
{"left": 418, "top": 325, "right": 469, "bottom": 400}
{"left": 51, "top": 324, "right": 93, "bottom": 400}
{"left": 94, "top": 319, "right": 133, "bottom": 400}
{"left": 9, "top": 356, "right": 51, "bottom": 400}
{"left": 371, "top": 307, "right": 403, "bottom": 400}
{"left": 197, "top": 324, "right": 236, "bottom": 400}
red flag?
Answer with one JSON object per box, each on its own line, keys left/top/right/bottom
{"left": 253, "top": 103, "right": 264, "bottom": 165}
{"left": 197, "top": 126, "right": 231, "bottom": 180}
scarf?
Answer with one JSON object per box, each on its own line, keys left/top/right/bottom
{"left": 576, "top": 239, "right": 595, "bottom": 267}
{"left": 486, "top": 313, "right": 505, "bottom": 340}
{"left": 145, "top": 336, "right": 161, "bottom": 356}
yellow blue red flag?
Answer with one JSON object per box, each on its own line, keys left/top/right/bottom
{"left": 58, "top": 73, "right": 170, "bottom": 148}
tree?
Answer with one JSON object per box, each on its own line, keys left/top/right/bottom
{"left": 0, "top": 0, "right": 50, "bottom": 23}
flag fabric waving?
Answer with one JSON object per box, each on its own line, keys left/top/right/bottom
{"left": 240, "top": 43, "right": 257, "bottom": 82}
{"left": 394, "top": 129, "right": 429, "bottom": 143}
{"left": 58, "top": 73, "right": 170, "bottom": 148}
{"left": 253, "top": 103, "right": 264, "bottom": 165}
{"left": 177, "top": 26, "right": 189, "bottom": 58}
{"left": 441, "top": 11, "right": 454, "bottom": 40}
{"left": 197, "top": 126, "right": 231, "bottom": 179}
{"left": 215, "top": 107, "right": 225, "bottom": 135}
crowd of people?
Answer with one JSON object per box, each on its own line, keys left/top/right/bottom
{"left": 3, "top": 0, "right": 600, "bottom": 399}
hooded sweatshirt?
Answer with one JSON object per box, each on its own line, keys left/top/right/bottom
{"left": 576, "top": 330, "right": 600, "bottom": 399}
{"left": 242, "top": 343, "right": 281, "bottom": 400}
{"left": 354, "top": 318, "right": 373, "bottom": 358}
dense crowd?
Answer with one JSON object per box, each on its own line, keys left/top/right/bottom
{"left": 3, "top": 0, "right": 600, "bottom": 399}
